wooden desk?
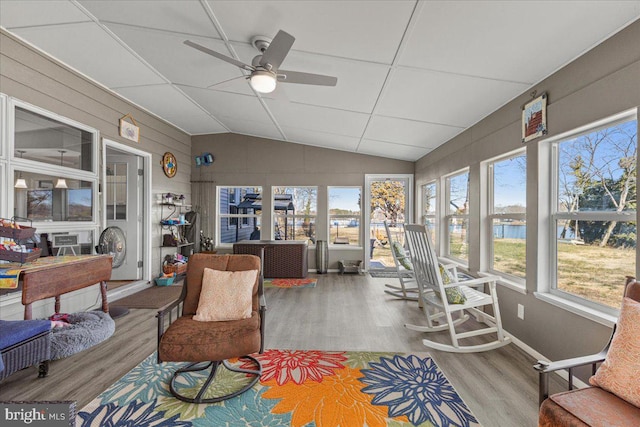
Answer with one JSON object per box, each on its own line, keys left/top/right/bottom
{"left": 13, "top": 255, "right": 113, "bottom": 319}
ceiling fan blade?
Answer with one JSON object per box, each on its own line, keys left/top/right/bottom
{"left": 184, "top": 40, "right": 253, "bottom": 71}
{"left": 259, "top": 30, "right": 295, "bottom": 70}
{"left": 277, "top": 70, "right": 338, "bottom": 86}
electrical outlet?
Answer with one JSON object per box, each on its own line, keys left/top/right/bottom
{"left": 517, "top": 304, "right": 525, "bottom": 320}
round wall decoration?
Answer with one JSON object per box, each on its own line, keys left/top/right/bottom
{"left": 162, "top": 152, "right": 177, "bottom": 178}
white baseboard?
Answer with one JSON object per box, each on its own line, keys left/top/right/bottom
{"left": 503, "top": 329, "right": 589, "bottom": 389}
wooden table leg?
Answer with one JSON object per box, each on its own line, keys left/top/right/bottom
{"left": 100, "top": 280, "right": 109, "bottom": 313}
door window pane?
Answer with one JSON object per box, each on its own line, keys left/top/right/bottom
{"left": 106, "top": 163, "right": 127, "bottom": 220}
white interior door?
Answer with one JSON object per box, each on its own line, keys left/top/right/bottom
{"left": 364, "top": 174, "right": 413, "bottom": 270}
{"left": 105, "top": 152, "right": 143, "bottom": 280}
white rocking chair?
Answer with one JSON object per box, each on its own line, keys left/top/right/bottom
{"left": 383, "top": 221, "right": 419, "bottom": 301}
{"left": 404, "top": 224, "right": 511, "bottom": 353}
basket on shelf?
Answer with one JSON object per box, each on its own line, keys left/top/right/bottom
{"left": 0, "top": 218, "right": 37, "bottom": 240}
{"left": 163, "top": 262, "right": 188, "bottom": 275}
{"left": 0, "top": 248, "right": 41, "bottom": 264}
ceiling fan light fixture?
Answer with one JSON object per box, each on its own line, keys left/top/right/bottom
{"left": 250, "top": 71, "right": 277, "bottom": 93}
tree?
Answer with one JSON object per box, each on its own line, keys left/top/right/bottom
{"left": 559, "top": 121, "right": 637, "bottom": 246}
{"left": 370, "top": 181, "right": 405, "bottom": 224}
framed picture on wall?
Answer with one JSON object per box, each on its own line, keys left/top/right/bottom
{"left": 522, "top": 93, "right": 548, "bottom": 143}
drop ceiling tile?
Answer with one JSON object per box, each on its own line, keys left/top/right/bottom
{"left": 217, "top": 118, "right": 283, "bottom": 141}
{"left": 264, "top": 100, "right": 369, "bottom": 138}
{"left": 281, "top": 127, "right": 361, "bottom": 152}
{"left": 377, "top": 67, "right": 529, "bottom": 128}
{"left": 358, "top": 139, "right": 430, "bottom": 161}
{"left": 208, "top": 0, "right": 415, "bottom": 63}
{"left": 364, "top": 115, "right": 463, "bottom": 148}
{"left": 78, "top": 0, "right": 221, "bottom": 38}
{"left": 11, "top": 22, "right": 165, "bottom": 88}
{"left": 105, "top": 24, "right": 252, "bottom": 93}
{"left": 115, "top": 84, "right": 206, "bottom": 122}
{"left": 0, "top": 0, "right": 91, "bottom": 29}
{"left": 169, "top": 113, "right": 227, "bottom": 135}
{"left": 178, "top": 85, "right": 272, "bottom": 124}
{"left": 402, "top": 1, "right": 640, "bottom": 82}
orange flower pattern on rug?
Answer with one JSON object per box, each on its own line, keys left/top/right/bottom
{"left": 78, "top": 350, "right": 481, "bottom": 427}
{"left": 262, "top": 365, "right": 407, "bottom": 427}
{"left": 265, "top": 278, "right": 317, "bottom": 288}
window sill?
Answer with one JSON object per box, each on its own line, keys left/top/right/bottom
{"left": 534, "top": 292, "right": 617, "bottom": 328}
{"left": 478, "top": 271, "right": 527, "bottom": 295}
{"left": 328, "top": 245, "right": 363, "bottom": 250}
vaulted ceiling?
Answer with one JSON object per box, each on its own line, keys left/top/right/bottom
{"left": 2, "top": 1, "right": 639, "bottom": 160}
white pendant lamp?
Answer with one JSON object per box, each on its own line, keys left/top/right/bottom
{"left": 55, "top": 150, "right": 68, "bottom": 189}
{"left": 14, "top": 150, "right": 27, "bottom": 189}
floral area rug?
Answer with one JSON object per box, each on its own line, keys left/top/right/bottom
{"left": 264, "top": 278, "right": 318, "bottom": 288}
{"left": 78, "top": 350, "right": 480, "bottom": 427}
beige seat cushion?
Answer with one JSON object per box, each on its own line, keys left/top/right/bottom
{"left": 159, "top": 314, "right": 261, "bottom": 362}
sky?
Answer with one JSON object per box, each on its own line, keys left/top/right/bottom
{"left": 329, "top": 187, "right": 361, "bottom": 212}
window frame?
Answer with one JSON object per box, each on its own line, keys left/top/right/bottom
{"left": 486, "top": 149, "right": 527, "bottom": 286}
{"left": 272, "top": 186, "right": 318, "bottom": 243}
{"left": 443, "top": 168, "right": 470, "bottom": 265}
{"left": 8, "top": 97, "right": 100, "bottom": 229}
{"left": 216, "top": 186, "right": 263, "bottom": 246}
{"left": 421, "top": 180, "right": 438, "bottom": 251}
{"left": 327, "top": 186, "right": 362, "bottom": 247}
{"left": 540, "top": 109, "right": 637, "bottom": 319}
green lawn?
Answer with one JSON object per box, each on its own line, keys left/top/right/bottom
{"left": 494, "top": 238, "right": 633, "bottom": 308}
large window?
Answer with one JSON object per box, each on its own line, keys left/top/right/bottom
{"left": 421, "top": 181, "right": 437, "bottom": 246}
{"left": 328, "top": 187, "right": 361, "bottom": 246}
{"left": 14, "top": 106, "right": 95, "bottom": 172}
{"left": 273, "top": 186, "right": 317, "bottom": 243}
{"left": 217, "top": 186, "right": 262, "bottom": 244}
{"left": 445, "top": 170, "right": 469, "bottom": 262}
{"left": 488, "top": 151, "right": 526, "bottom": 280}
{"left": 10, "top": 101, "right": 98, "bottom": 226}
{"left": 551, "top": 112, "right": 636, "bottom": 311}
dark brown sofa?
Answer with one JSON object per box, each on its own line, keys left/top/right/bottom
{"left": 233, "top": 240, "right": 308, "bottom": 278}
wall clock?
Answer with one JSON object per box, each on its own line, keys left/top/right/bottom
{"left": 162, "top": 152, "right": 177, "bottom": 178}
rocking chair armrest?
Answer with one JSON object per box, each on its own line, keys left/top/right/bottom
{"left": 452, "top": 275, "right": 500, "bottom": 288}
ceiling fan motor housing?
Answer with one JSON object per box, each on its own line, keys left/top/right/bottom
{"left": 251, "top": 35, "right": 273, "bottom": 53}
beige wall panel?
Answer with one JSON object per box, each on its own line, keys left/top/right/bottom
{"left": 1, "top": 29, "right": 192, "bottom": 280}
{"left": 414, "top": 20, "right": 640, "bottom": 368}
{"left": 192, "top": 133, "right": 413, "bottom": 269}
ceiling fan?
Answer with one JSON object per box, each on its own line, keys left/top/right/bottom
{"left": 184, "top": 30, "right": 337, "bottom": 94}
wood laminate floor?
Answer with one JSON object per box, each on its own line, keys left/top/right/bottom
{"left": 0, "top": 273, "right": 565, "bottom": 426}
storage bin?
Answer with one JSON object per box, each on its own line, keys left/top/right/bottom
{"left": 155, "top": 273, "right": 176, "bottom": 286}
